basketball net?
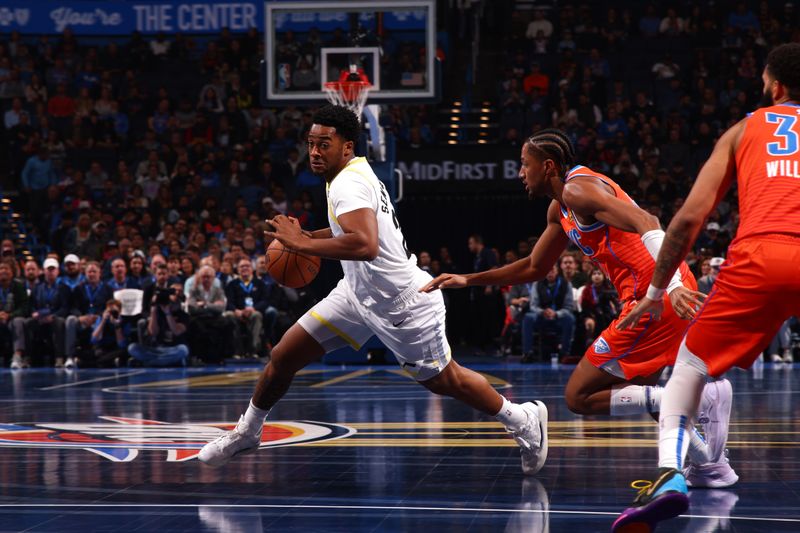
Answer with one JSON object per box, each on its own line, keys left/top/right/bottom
{"left": 323, "top": 64, "right": 372, "bottom": 117}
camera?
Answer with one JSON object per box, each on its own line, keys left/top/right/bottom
{"left": 155, "top": 287, "right": 174, "bottom": 306}
{"left": 110, "top": 309, "right": 120, "bottom": 319}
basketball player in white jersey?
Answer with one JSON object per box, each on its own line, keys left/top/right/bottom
{"left": 199, "top": 105, "right": 548, "bottom": 474}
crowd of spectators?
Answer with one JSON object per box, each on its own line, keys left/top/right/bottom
{"left": 0, "top": 236, "right": 315, "bottom": 368}
{"left": 497, "top": 1, "right": 799, "bottom": 241}
{"left": 1, "top": 2, "right": 798, "bottom": 366}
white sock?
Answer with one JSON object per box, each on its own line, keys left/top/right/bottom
{"left": 609, "top": 383, "right": 710, "bottom": 463}
{"left": 495, "top": 397, "right": 528, "bottom": 430}
{"left": 610, "top": 384, "right": 662, "bottom": 416}
{"left": 242, "top": 400, "right": 270, "bottom": 432}
{"left": 658, "top": 340, "right": 708, "bottom": 469}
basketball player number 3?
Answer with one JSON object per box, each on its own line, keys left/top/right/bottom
{"left": 765, "top": 112, "right": 799, "bottom": 156}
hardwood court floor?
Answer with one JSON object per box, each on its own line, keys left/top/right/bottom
{"left": 0, "top": 361, "right": 798, "bottom": 532}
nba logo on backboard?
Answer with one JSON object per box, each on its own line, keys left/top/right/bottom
{"left": 278, "top": 63, "right": 291, "bottom": 90}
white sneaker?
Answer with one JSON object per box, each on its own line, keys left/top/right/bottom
{"left": 508, "top": 401, "right": 548, "bottom": 475}
{"left": 54, "top": 357, "right": 64, "bottom": 368}
{"left": 697, "top": 379, "right": 732, "bottom": 463}
{"left": 683, "top": 451, "right": 739, "bottom": 488}
{"left": 10, "top": 356, "right": 22, "bottom": 370}
{"left": 64, "top": 358, "right": 77, "bottom": 369}
{"left": 771, "top": 353, "right": 784, "bottom": 363}
{"left": 198, "top": 416, "right": 262, "bottom": 467}
{"left": 783, "top": 349, "right": 793, "bottom": 363}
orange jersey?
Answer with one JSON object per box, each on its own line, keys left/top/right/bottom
{"left": 735, "top": 103, "right": 800, "bottom": 241}
{"left": 558, "top": 165, "right": 692, "bottom": 302}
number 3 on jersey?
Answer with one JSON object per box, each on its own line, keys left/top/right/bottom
{"left": 765, "top": 112, "right": 799, "bottom": 156}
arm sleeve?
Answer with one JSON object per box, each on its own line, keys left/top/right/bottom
{"left": 640, "top": 229, "right": 685, "bottom": 293}
{"left": 330, "top": 172, "right": 376, "bottom": 218}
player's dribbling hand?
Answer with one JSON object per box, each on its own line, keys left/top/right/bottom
{"left": 667, "top": 286, "right": 706, "bottom": 320}
{"left": 616, "top": 297, "right": 664, "bottom": 330}
{"left": 419, "top": 273, "right": 468, "bottom": 292}
{"left": 265, "top": 215, "right": 305, "bottom": 248}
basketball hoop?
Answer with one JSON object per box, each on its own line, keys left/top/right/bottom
{"left": 323, "top": 80, "right": 371, "bottom": 117}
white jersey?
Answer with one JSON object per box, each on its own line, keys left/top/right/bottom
{"left": 326, "top": 157, "right": 422, "bottom": 306}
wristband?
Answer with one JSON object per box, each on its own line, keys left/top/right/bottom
{"left": 646, "top": 284, "right": 665, "bottom": 301}
{"left": 665, "top": 273, "right": 684, "bottom": 295}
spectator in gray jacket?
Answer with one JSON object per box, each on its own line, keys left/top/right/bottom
{"left": 187, "top": 266, "right": 233, "bottom": 363}
{"left": 188, "top": 266, "right": 227, "bottom": 313}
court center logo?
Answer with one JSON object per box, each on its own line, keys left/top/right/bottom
{"left": 0, "top": 416, "right": 355, "bottom": 462}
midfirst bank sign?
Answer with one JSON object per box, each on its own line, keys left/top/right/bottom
{"left": 397, "top": 147, "right": 522, "bottom": 181}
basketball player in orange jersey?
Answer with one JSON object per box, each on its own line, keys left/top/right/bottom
{"left": 199, "top": 105, "right": 548, "bottom": 475}
{"left": 612, "top": 43, "right": 800, "bottom": 533}
{"left": 421, "top": 128, "right": 736, "bottom": 487}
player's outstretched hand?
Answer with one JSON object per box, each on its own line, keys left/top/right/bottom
{"left": 667, "top": 286, "right": 706, "bottom": 320}
{"left": 616, "top": 296, "right": 664, "bottom": 330}
{"left": 419, "top": 273, "right": 468, "bottom": 292}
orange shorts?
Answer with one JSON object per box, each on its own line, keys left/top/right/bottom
{"left": 686, "top": 236, "right": 800, "bottom": 377}
{"left": 585, "top": 274, "right": 697, "bottom": 380}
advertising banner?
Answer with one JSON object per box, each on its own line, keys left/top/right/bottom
{"left": 0, "top": 1, "right": 260, "bottom": 35}
{"left": 0, "top": 1, "right": 428, "bottom": 35}
{"left": 396, "top": 145, "right": 525, "bottom": 194}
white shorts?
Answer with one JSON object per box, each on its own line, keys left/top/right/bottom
{"left": 297, "top": 278, "right": 451, "bottom": 381}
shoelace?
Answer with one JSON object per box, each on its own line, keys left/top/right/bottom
{"left": 214, "top": 417, "right": 252, "bottom": 447}
{"left": 510, "top": 417, "right": 538, "bottom": 450}
{"left": 630, "top": 479, "right": 654, "bottom": 504}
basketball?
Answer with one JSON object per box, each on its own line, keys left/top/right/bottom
{"left": 266, "top": 239, "right": 321, "bottom": 288}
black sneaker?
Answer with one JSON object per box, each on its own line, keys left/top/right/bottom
{"left": 612, "top": 468, "right": 689, "bottom": 532}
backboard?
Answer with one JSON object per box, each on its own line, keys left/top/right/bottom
{"left": 262, "top": 0, "right": 439, "bottom": 105}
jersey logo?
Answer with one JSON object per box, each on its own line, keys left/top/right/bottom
{"left": 567, "top": 228, "right": 595, "bottom": 256}
{"left": 392, "top": 317, "right": 408, "bottom": 327}
{"left": 593, "top": 337, "right": 611, "bottom": 354}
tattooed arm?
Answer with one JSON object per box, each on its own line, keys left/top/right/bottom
{"left": 617, "top": 119, "right": 745, "bottom": 329}
{"left": 650, "top": 120, "right": 744, "bottom": 290}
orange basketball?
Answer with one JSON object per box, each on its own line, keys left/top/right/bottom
{"left": 266, "top": 239, "right": 321, "bottom": 288}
